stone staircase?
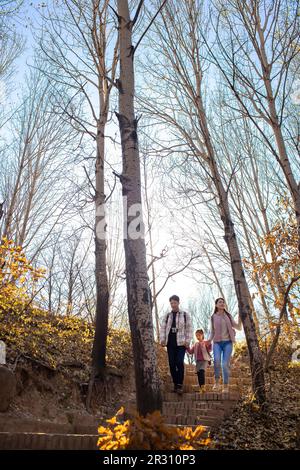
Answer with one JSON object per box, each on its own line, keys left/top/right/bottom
{"left": 0, "top": 362, "right": 251, "bottom": 449}
{"left": 0, "top": 415, "right": 100, "bottom": 450}
{"left": 162, "top": 362, "right": 251, "bottom": 428}
{"left": 0, "top": 432, "right": 98, "bottom": 450}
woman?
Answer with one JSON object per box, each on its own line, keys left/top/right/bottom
{"left": 208, "top": 298, "right": 242, "bottom": 393}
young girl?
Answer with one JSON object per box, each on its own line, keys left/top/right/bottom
{"left": 187, "top": 329, "right": 212, "bottom": 392}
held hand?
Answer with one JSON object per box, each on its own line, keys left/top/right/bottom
{"left": 161, "top": 342, "right": 166, "bottom": 347}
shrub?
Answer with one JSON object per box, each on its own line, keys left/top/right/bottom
{"left": 98, "top": 407, "right": 211, "bottom": 450}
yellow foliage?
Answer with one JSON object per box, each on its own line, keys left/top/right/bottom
{"left": 0, "top": 237, "right": 132, "bottom": 371}
{"left": 233, "top": 340, "right": 248, "bottom": 358}
{"left": 0, "top": 236, "right": 46, "bottom": 315}
{"left": 288, "top": 361, "right": 300, "bottom": 370}
{"left": 242, "top": 198, "right": 300, "bottom": 322}
{"left": 97, "top": 407, "right": 211, "bottom": 450}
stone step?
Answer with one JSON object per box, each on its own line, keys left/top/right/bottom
{"left": 163, "top": 406, "right": 225, "bottom": 417}
{"left": 163, "top": 391, "right": 240, "bottom": 402}
{"left": 163, "top": 401, "right": 226, "bottom": 410}
{"left": 165, "top": 384, "right": 240, "bottom": 393}
{"left": 164, "top": 415, "right": 221, "bottom": 426}
{"left": 179, "top": 377, "right": 250, "bottom": 385}
{"left": 184, "top": 370, "right": 248, "bottom": 379}
{"left": 0, "top": 432, "right": 99, "bottom": 450}
{"left": 0, "top": 417, "right": 100, "bottom": 435}
{"left": 168, "top": 376, "right": 237, "bottom": 384}
{"left": 0, "top": 424, "right": 214, "bottom": 449}
{"left": 184, "top": 375, "right": 240, "bottom": 382}
{"left": 182, "top": 379, "right": 248, "bottom": 386}
{"left": 187, "top": 364, "right": 248, "bottom": 370}
{"left": 185, "top": 363, "right": 249, "bottom": 370}
{"left": 164, "top": 412, "right": 225, "bottom": 423}
{"left": 167, "top": 423, "right": 211, "bottom": 434}
{"left": 175, "top": 377, "right": 252, "bottom": 386}
{"left": 0, "top": 419, "right": 72, "bottom": 434}
{"left": 163, "top": 404, "right": 234, "bottom": 417}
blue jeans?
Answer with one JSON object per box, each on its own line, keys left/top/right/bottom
{"left": 213, "top": 341, "right": 233, "bottom": 384}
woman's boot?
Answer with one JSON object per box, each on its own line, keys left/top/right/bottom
{"left": 212, "top": 380, "right": 221, "bottom": 392}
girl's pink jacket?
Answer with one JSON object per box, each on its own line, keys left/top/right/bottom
{"left": 187, "top": 340, "right": 212, "bottom": 361}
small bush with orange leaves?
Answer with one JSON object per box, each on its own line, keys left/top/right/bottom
{"left": 98, "top": 407, "right": 211, "bottom": 450}
{"left": 0, "top": 236, "right": 46, "bottom": 314}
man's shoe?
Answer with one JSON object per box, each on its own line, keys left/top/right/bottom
{"left": 173, "top": 384, "right": 178, "bottom": 393}
{"left": 176, "top": 385, "right": 183, "bottom": 395}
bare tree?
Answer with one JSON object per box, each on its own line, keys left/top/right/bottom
{"left": 37, "top": 0, "right": 119, "bottom": 380}
{"left": 0, "top": 1, "right": 24, "bottom": 215}
{"left": 115, "top": 0, "right": 163, "bottom": 415}
{"left": 0, "top": 1, "right": 23, "bottom": 93}
{"left": 204, "top": 0, "right": 300, "bottom": 251}
{"left": 139, "top": 0, "right": 266, "bottom": 402}
{"left": 211, "top": 104, "right": 287, "bottom": 331}
{"left": 188, "top": 285, "right": 237, "bottom": 335}
{"left": 0, "top": 66, "right": 80, "bottom": 253}
{"left": 140, "top": 137, "right": 201, "bottom": 339}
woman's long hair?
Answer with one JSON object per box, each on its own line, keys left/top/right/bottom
{"left": 213, "top": 297, "right": 233, "bottom": 324}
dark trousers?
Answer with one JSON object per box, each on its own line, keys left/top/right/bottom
{"left": 197, "top": 369, "right": 205, "bottom": 386}
{"left": 167, "top": 344, "right": 186, "bottom": 386}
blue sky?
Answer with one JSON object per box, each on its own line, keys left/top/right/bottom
{"left": 1, "top": 0, "right": 246, "bottom": 340}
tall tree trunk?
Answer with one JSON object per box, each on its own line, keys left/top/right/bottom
{"left": 197, "top": 95, "right": 266, "bottom": 403}
{"left": 92, "top": 116, "right": 110, "bottom": 377}
{"left": 142, "top": 153, "right": 160, "bottom": 340}
{"left": 87, "top": 115, "right": 110, "bottom": 411}
{"left": 116, "top": 0, "right": 162, "bottom": 415}
{"left": 150, "top": 253, "right": 160, "bottom": 341}
{"left": 0, "top": 202, "right": 4, "bottom": 223}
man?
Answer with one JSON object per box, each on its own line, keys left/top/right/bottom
{"left": 160, "top": 295, "right": 193, "bottom": 395}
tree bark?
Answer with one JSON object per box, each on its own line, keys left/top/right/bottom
{"left": 197, "top": 95, "right": 266, "bottom": 403}
{"left": 87, "top": 116, "right": 110, "bottom": 411}
{"left": 0, "top": 202, "right": 4, "bottom": 223}
{"left": 142, "top": 153, "right": 160, "bottom": 340}
{"left": 92, "top": 116, "right": 110, "bottom": 377}
{"left": 116, "top": 0, "right": 162, "bottom": 415}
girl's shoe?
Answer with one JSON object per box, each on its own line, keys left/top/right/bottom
{"left": 199, "top": 386, "right": 206, "bottom": 393}
{"left": 212, "top": 383, "right": 221, "bottom": 392}
{"left": 222, "top": 385, "right": 229, "bottom": 393}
